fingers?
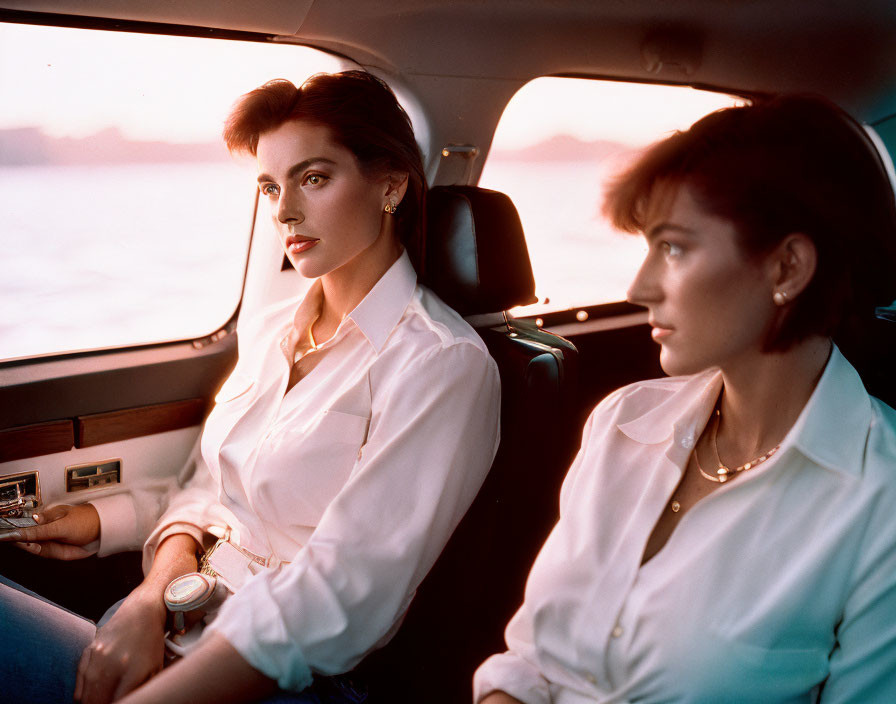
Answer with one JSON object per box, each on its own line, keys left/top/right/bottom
{"left": 74, "top": 638, "right": 91, "bottom": 702}
{"left": 1, "top": 524, "right": 46, "bottom": 543}
{"left": 112, "top": 660, "right": 159, "bottom": 702}
{"left": 34, "top": 503, "right": 70, "bottom": 523}
{"left": 0, "top": 505, "right": 70, "bottom": 543}
{"left": 76, "top": 644, "right": 159, "bottom": 704}
{"left": 11, "top": 541, "right": 41, "bottom": 554}
{"left": 73, "top": 604, "right": 167, "bottom": 704}
{"left": 0, "top": 503, "right": 99, "bottom": 549}
{"left": 75, "top": 641, "right": 118, "bottom": 704}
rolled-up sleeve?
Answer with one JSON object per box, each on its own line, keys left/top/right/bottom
{"left": 206, "top": 341, "right": 500, "bottom": 690}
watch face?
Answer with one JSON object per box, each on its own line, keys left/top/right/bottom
{"left": 165, "top": 573, "right": 214, "bottom": 607}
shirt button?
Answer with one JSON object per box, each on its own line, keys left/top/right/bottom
{"left": 680, "top": 435, "right": 695, "bottom": 449}
{"left": 611, "top": 625, "right": 623, "bottom": 638}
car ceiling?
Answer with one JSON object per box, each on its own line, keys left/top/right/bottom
{"left": 4, "top": 0, "right": 896, "bottom": 181}
{"left": 6, "top": 1, "right": 896, "bottom": 106}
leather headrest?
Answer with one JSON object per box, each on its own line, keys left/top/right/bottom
{"left": 424, "top": 186, "right": 537, "bottom": 316}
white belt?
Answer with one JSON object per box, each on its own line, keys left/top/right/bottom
{"left": 201, "top": 529, "right": 289, "bottom": 592}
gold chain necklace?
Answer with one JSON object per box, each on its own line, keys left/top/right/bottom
{"left": 292, "top": 323, "right": 320, "bottom": 366}
{"left": 695, "top": 409, "right": 781, "bottom": 484}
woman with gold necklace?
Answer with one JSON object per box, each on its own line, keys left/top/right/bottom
{"left": 476, "top": 95, "right": 896, "bottom": 703}
{"left": 0, "top": 71, "right": 501, "bottom": 704}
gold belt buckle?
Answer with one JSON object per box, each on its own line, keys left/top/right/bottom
{"left": 198, "top": 541, "right": 222, "bottom": 578}
{"left": 198, "top": 526, "right": 231, "bottom": 578}
{"left": 199, "top": 528, "right": 269, "bottom": 592}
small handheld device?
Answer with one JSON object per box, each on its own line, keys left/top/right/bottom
{"left": 163, "top": 572, "right": 227, "bottom": 633}
{"left": 162, "top": 531, "right": 264, "bottom": 658}
{"left": 163, "top": 570, "right": 229, "bottom": 658}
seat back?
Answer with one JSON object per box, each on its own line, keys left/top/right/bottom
{"left": 358, "top": 186, "right": 580, "bottom": 702}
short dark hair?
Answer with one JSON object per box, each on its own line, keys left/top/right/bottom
{"left": 224, "top": 70, "right": 426, "bottom": 274}
{"left": 604, "top": 94, "right": 896, "bottom": 351}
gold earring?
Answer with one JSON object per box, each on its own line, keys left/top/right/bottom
{"left": 384, "top": 202, "right": 397, "bottom": 214}
{"left": 773, "top": 291, "right": 788, "bottom": 306}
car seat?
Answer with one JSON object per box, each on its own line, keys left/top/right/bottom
{"left": 357, "top": 186, "right": 580, "bottom": 702}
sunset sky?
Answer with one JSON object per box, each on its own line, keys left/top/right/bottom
{"left": 1, "top": 22, "right": 737, "bottom": 149}
{"left": 0, "top": 23, "right": 345, "bottom": 142}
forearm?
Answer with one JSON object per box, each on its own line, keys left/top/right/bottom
{"left": 117, "top": 632, "right": 276, "bottom": 704}
{"left": 134, "top": 532, "right": 201, "bottom": 607}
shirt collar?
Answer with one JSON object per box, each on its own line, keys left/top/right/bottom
{"left": 279, "top": 279, "right": 323, "bottom": 365}
{"left": 346, "top": 249, "right": 417, "bottom": 353}
{"left": 616, "top": 345, "right": 872, "bottom": 477}
{"left": 279, "top": 251, "right": 417, "bottom": 363}
{"left": 785, "top": 344, "right": 872, "bottom": 477}
{"left": 617, "top": 368, "right": 723, "bottom": 447}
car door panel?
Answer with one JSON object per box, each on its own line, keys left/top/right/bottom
{"left": 0, "top": 334, "right": 237, "bottom": 430}
{"left": 0, "top": 334, "right": 237, "bottom": 617}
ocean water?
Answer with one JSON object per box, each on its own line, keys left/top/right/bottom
{"left": 0, "top": 159, "right": 645, "bottom": 361}
{"left": 481, "top": 159, "right": 647, "bottom": 315}
{"left": 0, "top": 162, "right": 254, "bottom": 360}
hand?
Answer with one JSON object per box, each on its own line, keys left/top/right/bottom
{"left": 115, "top": 632, "right": 277, "bottom": 704}
{"left": 74, "top": 587, "right": 168, "bottom": 704}
{"left": 0, "top": 503, "right": 100, "bottom": 559}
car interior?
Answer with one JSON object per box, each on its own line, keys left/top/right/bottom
{"left": 2, "top": 1, "right": 896, "bottom": 702}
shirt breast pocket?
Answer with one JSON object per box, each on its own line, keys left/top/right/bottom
{"left": 256, "top": 409, "right": 371, "bottom": 529}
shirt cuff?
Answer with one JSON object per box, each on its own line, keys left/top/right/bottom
{"left": 474, "top": 652, "right": 552, "bottom": 704}
{"left": 90, "top": 493, "right": 139, "bottom": 557}
{"left": 205, "top": 573, "right": 313, "bottom": 693}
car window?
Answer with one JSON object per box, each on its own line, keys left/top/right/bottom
{"left": 479, "top": 77, "right": 742, "bottom": 316}
{"left": 0, "top": 22, "right": 348, "bottom": 361}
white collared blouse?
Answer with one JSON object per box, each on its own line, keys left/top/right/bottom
{"left": 127, "top": 252, "right": 500, "bottom": 690}
{"left": 474, "top": 346, "right": 896, "bottom": 704}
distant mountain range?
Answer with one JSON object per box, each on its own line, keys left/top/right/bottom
{"left": 490, "top": 134, "right": 634, "bottom": 162}
{"left": 0, "top": 127, "right": 230, "bottom": 166}
{"left": 0, "top": 127, "right": 634, "bottom": 167}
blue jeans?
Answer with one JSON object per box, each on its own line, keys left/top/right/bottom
{"left": 0, "top": 576, "right": 366, "bottom": 703}
{"left": 0, "top": 574, "right": 95, "bottom": 703}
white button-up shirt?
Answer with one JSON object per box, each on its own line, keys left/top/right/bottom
{"left": 475, "top": 346, "right": 896, "bottom": 704}
{"left": 133, "top": 252, "right": 499, "bottom": 690}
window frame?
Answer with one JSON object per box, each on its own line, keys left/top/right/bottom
{"left": 476, "top": 72, "right": 754, "bottom": 331}
{"left": 0, "top": 9, "right": 355, "bottom": 367}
